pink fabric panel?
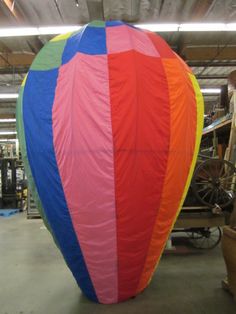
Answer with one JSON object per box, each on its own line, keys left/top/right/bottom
{"left": 52, "top": 53, "right": 118, "bottom": 304}
{"left": 106, "top": 25, "right": 160, "bottom": 57}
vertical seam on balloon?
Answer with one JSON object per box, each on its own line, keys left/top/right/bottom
{"left": 105, "top": 25, "right": 119, "bottom": 303}
{"left": 142, "top": 31, "right": 160, "bottom": 57}
{"left": 127, "top": 27, "right": 139, "bottom": 159}
{"left": 119, "top": 26, "right": 140, "bottom": 300}
{"left": 143, "top": 62, "right": 203, "bottom": 287}
{"left": 135, "top": 55, "right": 171, "bottom": 294}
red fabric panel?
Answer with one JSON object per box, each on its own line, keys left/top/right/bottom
{"left": 146, "top": 32, "right": 175, "bottom": 58}
{"left": 108, "top": 51, "right": 170, "bottom": 301}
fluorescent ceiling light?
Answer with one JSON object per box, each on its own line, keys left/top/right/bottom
{"left": 0, "top": 23, "right": 235, "bottom": 37}
{"left": 131, "top": 23, "right": 236, "bottom": 32}
{"left": 201, "top": 88, "right": 221, "bottom": 94}
{"left": 0, "top": 139, "right": 17, "bottom": 142}
{"left": 134, "top": 23, "right": 179, "bottom": 32}
{"left": 227, "top": 23, "right": 236, "bottom": 31}
{"left": 0, "top": 119, "right": 16, "bottom": 123}
{"left": 179, "top": 23, "right": 236, "bottom": 32}
{"left": 0, "top": 25, "right": 81, "bottom": 37}
{"left": 0, "top": 27, "right": 38, "bottom": 37}
{"left": 0, "top": 93, "right": 18, "bottom": 99}
{"left": 179, "top": 23, "right": 227, "bottom": 32}
{"left": 38, "top": 25, "right": 81, "bottom": 35}
{"left": 0, "top": 131, "right": 17, "bottom": 135}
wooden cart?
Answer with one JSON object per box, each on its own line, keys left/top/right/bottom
{"left": 173, "top": 100, "right": 236, "bottom": 249}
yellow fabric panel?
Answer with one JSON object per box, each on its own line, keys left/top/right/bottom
{"left": 189, "top": 74, "right": 204, "bottom": 153}
{"left": 50, "top": 32, "right": 73, "bottom": 42}
{"left": 21, "top": 73, "right": 28, "bottom": 87}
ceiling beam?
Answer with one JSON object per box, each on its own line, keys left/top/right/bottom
{"left": 202, "top": 94, "right": 220, "bottom": 97}
{"left": 0, "top": 108, "right": 16, "bottom": 116}
{"left": 182, "top": 46, "right": 236, "bottom": 61}
{"left": 188, "top": 61, "right": 236, "bottom": 67}
{"left": 0, "top": 66, "right": 29, "bottom": 75}
{"left": 0, "top": 53, "right": 35, "bottom": 67}
{"left": 0, "top": 135, "right": 16, "bottom": 139}
{"left": 196, "top": 75, "right": 227, "bottom": 79}
{"left": 0, "top": 103, "right": 16, "bottom": 109}
{"left": 0, "top": 113, "right": 15, "bottom": 119}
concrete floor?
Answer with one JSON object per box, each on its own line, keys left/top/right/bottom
{"left": 0, "top": 213, "right": 235, "bottom": 314}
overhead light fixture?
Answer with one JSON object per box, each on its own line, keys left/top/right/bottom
{"left": 0, "top": 138, "right": 17, "bottom": 142}
{"left": 179, "top": 23, "right": 227, "bottom": 32}
{"left": 0, "top": 23, "right": 235, "bottom": 37}
{"left": 134, "top": 23, "right": 179, "bottom": 32}
{"left": 38, "top": 25, "right": 81, "bottom": 35}
{"left": 179, "top": 23, "right": 236, "bottom": 32}
{"left": 0, "top": 118, "right": 16, "bottom": 123}
{"left": 0, "top": 93, "right": 18, "bottom": 99}
{"left": 226, "top": 23, "right": 236, "bottom": 31}
{"left": 0, "top": 27, "right": 38, "bottom": 37}
{"left": 135, "top": 23, "right": 236, "bottom": 32}
{"left": 0, "top": 131, "right": 17, "bottom": 135}
{"left": 200, "top": 88, "right": 221, "bottom": 94}
{"left": 0, "top": 25, "right": 81, "bottom": 37}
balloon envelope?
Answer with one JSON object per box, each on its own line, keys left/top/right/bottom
{"left": 16, "top": 20, "right": 204, "bottom": 304}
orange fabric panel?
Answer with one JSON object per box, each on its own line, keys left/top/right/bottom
{"left": 137, "top": 57, "right": 197, "bottom": 293}
{"left": 173, "top": 52, "right": 193, "bottom": 74}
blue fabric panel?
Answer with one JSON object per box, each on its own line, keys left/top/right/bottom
{"left": 105, "top": 20, "right": 124, "bottom": 27}
{"left": 62, "top": 25, "right": 106, "bottom": 64}
{"left": 78, "top": 26, "right": 107, "bottom": 55}
{"left": 62, "top": 28, "right": 85, "bottom": 65}
{"left": 23, "top": 69, "right": 98, "bottom": 302}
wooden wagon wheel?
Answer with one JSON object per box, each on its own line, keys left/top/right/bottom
{"left": 192, "top": 159, "right": 236, "bottom": 208}
{"left": 188, "top": 227, "right": 222, "bottom": 249}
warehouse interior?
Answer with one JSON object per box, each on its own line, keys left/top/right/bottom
{"left": 1, "top": 0, "right": 236, "bottom": 313}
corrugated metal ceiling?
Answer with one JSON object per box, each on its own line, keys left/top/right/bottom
{"left": 0, "top": 0, "right": 235, "bottom": 133}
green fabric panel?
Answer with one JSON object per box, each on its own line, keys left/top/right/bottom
{"left": 16, "top": 85, "right": 54, "bottom": 237}
{"left": 30, "top": 40, "right": 67, "bottom": 70}
{"left": 89, "top": 20, "right": 105, "bottom": 27}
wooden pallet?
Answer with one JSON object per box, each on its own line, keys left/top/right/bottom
{"left": 0, "top": 209, "right": 20, "bottom": 217}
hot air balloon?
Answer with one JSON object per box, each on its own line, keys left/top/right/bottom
{"left": 16, "top": 20, "right": 204, "bottom": 304}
